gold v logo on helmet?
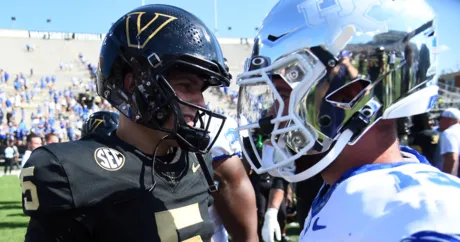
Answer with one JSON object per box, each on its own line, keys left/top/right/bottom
{"left": 90, "top": 119, "right": 104, "bottom": 132}
{"left": 125, "top": 12, "right": 177, "bottom": 49}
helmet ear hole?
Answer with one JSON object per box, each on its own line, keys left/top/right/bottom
{"left": 319, "top": 115, "right": 332, "bottom": 127}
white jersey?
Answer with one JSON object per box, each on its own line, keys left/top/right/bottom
{"left": 207, "top": 116, "right": 242, "bottom": 242}
{"left": 300, "top": 147, "right": 460, "bottom": 242}
{"left": 440, "top": 123, "right": 460, "bottom": 157}
{"left": 209, "top": 116, "right": 242, "bottom": 161}
{"left": 208, "top": 202, "right": 229, "bottom": 242}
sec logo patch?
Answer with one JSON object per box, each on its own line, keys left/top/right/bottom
{"left": 94, "top": 148, "right": 125, "bottom": 171}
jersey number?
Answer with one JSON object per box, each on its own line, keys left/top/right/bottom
{"left": 155, "top": 203, "right": 204, "bottom": 242}
{"left": 19, "top": 167, "right": 203, "bottom": 241}
{"left": 390, "top": 170, "right": 460, "bottom": 191}
{"left": 20, "top": 167, "right": 40, "bottom": 211}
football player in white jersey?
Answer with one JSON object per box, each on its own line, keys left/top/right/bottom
{"left": 208, "top": 115, "right": 258, "bottom": 242}
{"left": 236, "top": 0, "right": 460, "bottom": 241}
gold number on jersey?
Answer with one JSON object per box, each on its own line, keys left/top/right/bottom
{"left": 431, "top": 134, "right": 439, "bottom": 144}
{"left": 20, "top": 167, "right": 40, "bottom": 211}
{"left": 154, "top": 203, "right": 203, "bottom": 242}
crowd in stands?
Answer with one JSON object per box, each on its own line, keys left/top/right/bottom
{"left": 0, "top": 53, "right": 115, "bottom": 171}
{"left": 207, "top": 86, "right": 239, "bottom": 119}
{"left": 0, "top": 49, "right": 243, "bottom": 175}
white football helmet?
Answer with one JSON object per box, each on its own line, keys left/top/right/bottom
{"left": 237, "top": 0, "right": 439, "bottom": 182}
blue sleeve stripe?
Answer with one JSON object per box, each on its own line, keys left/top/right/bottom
{"left": 401, "top": 231, "right": 460, "bottom": 242}
{"left": 212, "top": 152, "right": 242, "bottom": 161}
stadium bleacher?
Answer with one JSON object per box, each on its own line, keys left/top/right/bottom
{"left": 0, "top": 29, "right": 252, "bottom": 115}
{"left": 0, "top": 29, "right": 254, "bottom": 165}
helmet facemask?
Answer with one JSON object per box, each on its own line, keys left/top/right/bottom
{"left": 235, "top": 0, "right": 439, "bottom": 183}
{"left": 237, "top": 47, "right": 394, "bottom": 182}
{"left": 237, "top": 48, "right": 329, "bottom": 177}
{"left": 103, "top": 53, "right": 229, "bottom": 154}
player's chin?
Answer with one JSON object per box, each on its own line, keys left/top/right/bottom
{"left": 294, "top": 152, "right": 328, "bottom": 174}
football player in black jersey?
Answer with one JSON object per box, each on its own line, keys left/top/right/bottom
{"left": 20, "top": 4, "right": 257, "bottom": 242}
{"left": 409, "top": 113, "right": 439, "bottom": 165}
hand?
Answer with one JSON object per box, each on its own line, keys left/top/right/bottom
{"left": 261, "top": 208, "right": 281, "bottom": 242}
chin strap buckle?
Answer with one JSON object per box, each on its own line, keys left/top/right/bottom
{"left": 195, "top": 153, "right": 219, "bottom": 193}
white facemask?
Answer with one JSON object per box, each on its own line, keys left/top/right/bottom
{"left": 262, "top": 143, "right": 295, "bottom": 177}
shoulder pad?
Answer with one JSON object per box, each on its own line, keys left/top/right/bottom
{"left": 21, "top": 147, "right": 74, "bottom": 217}
{"left": 22, "top": 137, "right": 150, "bottom": 216}
{"left": 42, "top": 139, "right": 148, "bottom": 209}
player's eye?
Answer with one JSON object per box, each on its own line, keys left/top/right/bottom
{"left": 172, "top": 80, "right": 190, "bottom": 91}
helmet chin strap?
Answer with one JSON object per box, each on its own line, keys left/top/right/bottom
{"left": 172, "top": 108, "right": 217, "bottom": 192}
{"left": 276, "top": 129, "right": 354, "bottom": 183}
{"left": 162, "top": 99, "right": 209, "bottom": 153}
{"left": 176, "top": 124, "right": 210, "bottom": 152}
{"left": 161, "top": 107, "right": 217, "bottom": 192}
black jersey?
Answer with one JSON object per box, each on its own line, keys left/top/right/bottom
{"left": 21, "top": 133, "right": 215, "bottom": 242}
{"left": 410, "top": 129, "right": 439, "bottom": 165}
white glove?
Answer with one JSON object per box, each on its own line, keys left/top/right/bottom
{"left": 262, "top": 208, "right": 281, "bottom": 242}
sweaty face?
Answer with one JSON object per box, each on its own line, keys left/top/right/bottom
{"left": 164, "top": 73, "right": 206, "bottom": 129}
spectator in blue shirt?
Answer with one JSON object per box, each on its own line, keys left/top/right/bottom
{"left": 5, "top": 99, "right": 12, "bottom": 108}
{"left": 67, "top": 126, "right": 74, "bottom": 141}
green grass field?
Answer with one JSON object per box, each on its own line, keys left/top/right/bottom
{"left": 285, "top": 224, "right": 301, "bottom": 241}
{"left": 0, "top": 175, "right": 300, "bottom": 242}
{"left": 0, "top": 175, "right": 28, "bottom": 242}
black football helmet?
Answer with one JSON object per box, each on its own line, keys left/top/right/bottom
{"left": 81, "top": 111, "right": 120, "bottom": 137}
{"left": 97, "top": 4, "right": 231, "bottom": 154}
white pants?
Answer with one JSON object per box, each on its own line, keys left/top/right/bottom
{"left": 208, "top": 204, "right": 229, "bottom": 242}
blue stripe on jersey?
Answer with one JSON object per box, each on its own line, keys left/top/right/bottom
{"left": 401, "top": 231, "right": 460, "bottom": 242}
{"left": 310, "top": 146, "right": 431, "bottom": 219}
{"left": 212, "top": 152, "right": 242, "bottom": 161}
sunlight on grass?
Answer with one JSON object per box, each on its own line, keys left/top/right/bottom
{"left": 0, "top": 175, "right": 302, "bottom": 242}
{"left": 0, "top": 175, "right": 28, "bottom": 242}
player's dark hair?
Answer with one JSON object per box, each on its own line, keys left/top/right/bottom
{"left": 45, "top": 133, "right": 58, "bottom": 142}
{"left": 411, "top": 113, "right": 430, "bottom": 133}
{"left": 27, "top": 132, "right": 41, "bottom": 143}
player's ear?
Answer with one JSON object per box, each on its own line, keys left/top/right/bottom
{"left": 123, "top": 73, "right": 135, "bottom": 93}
